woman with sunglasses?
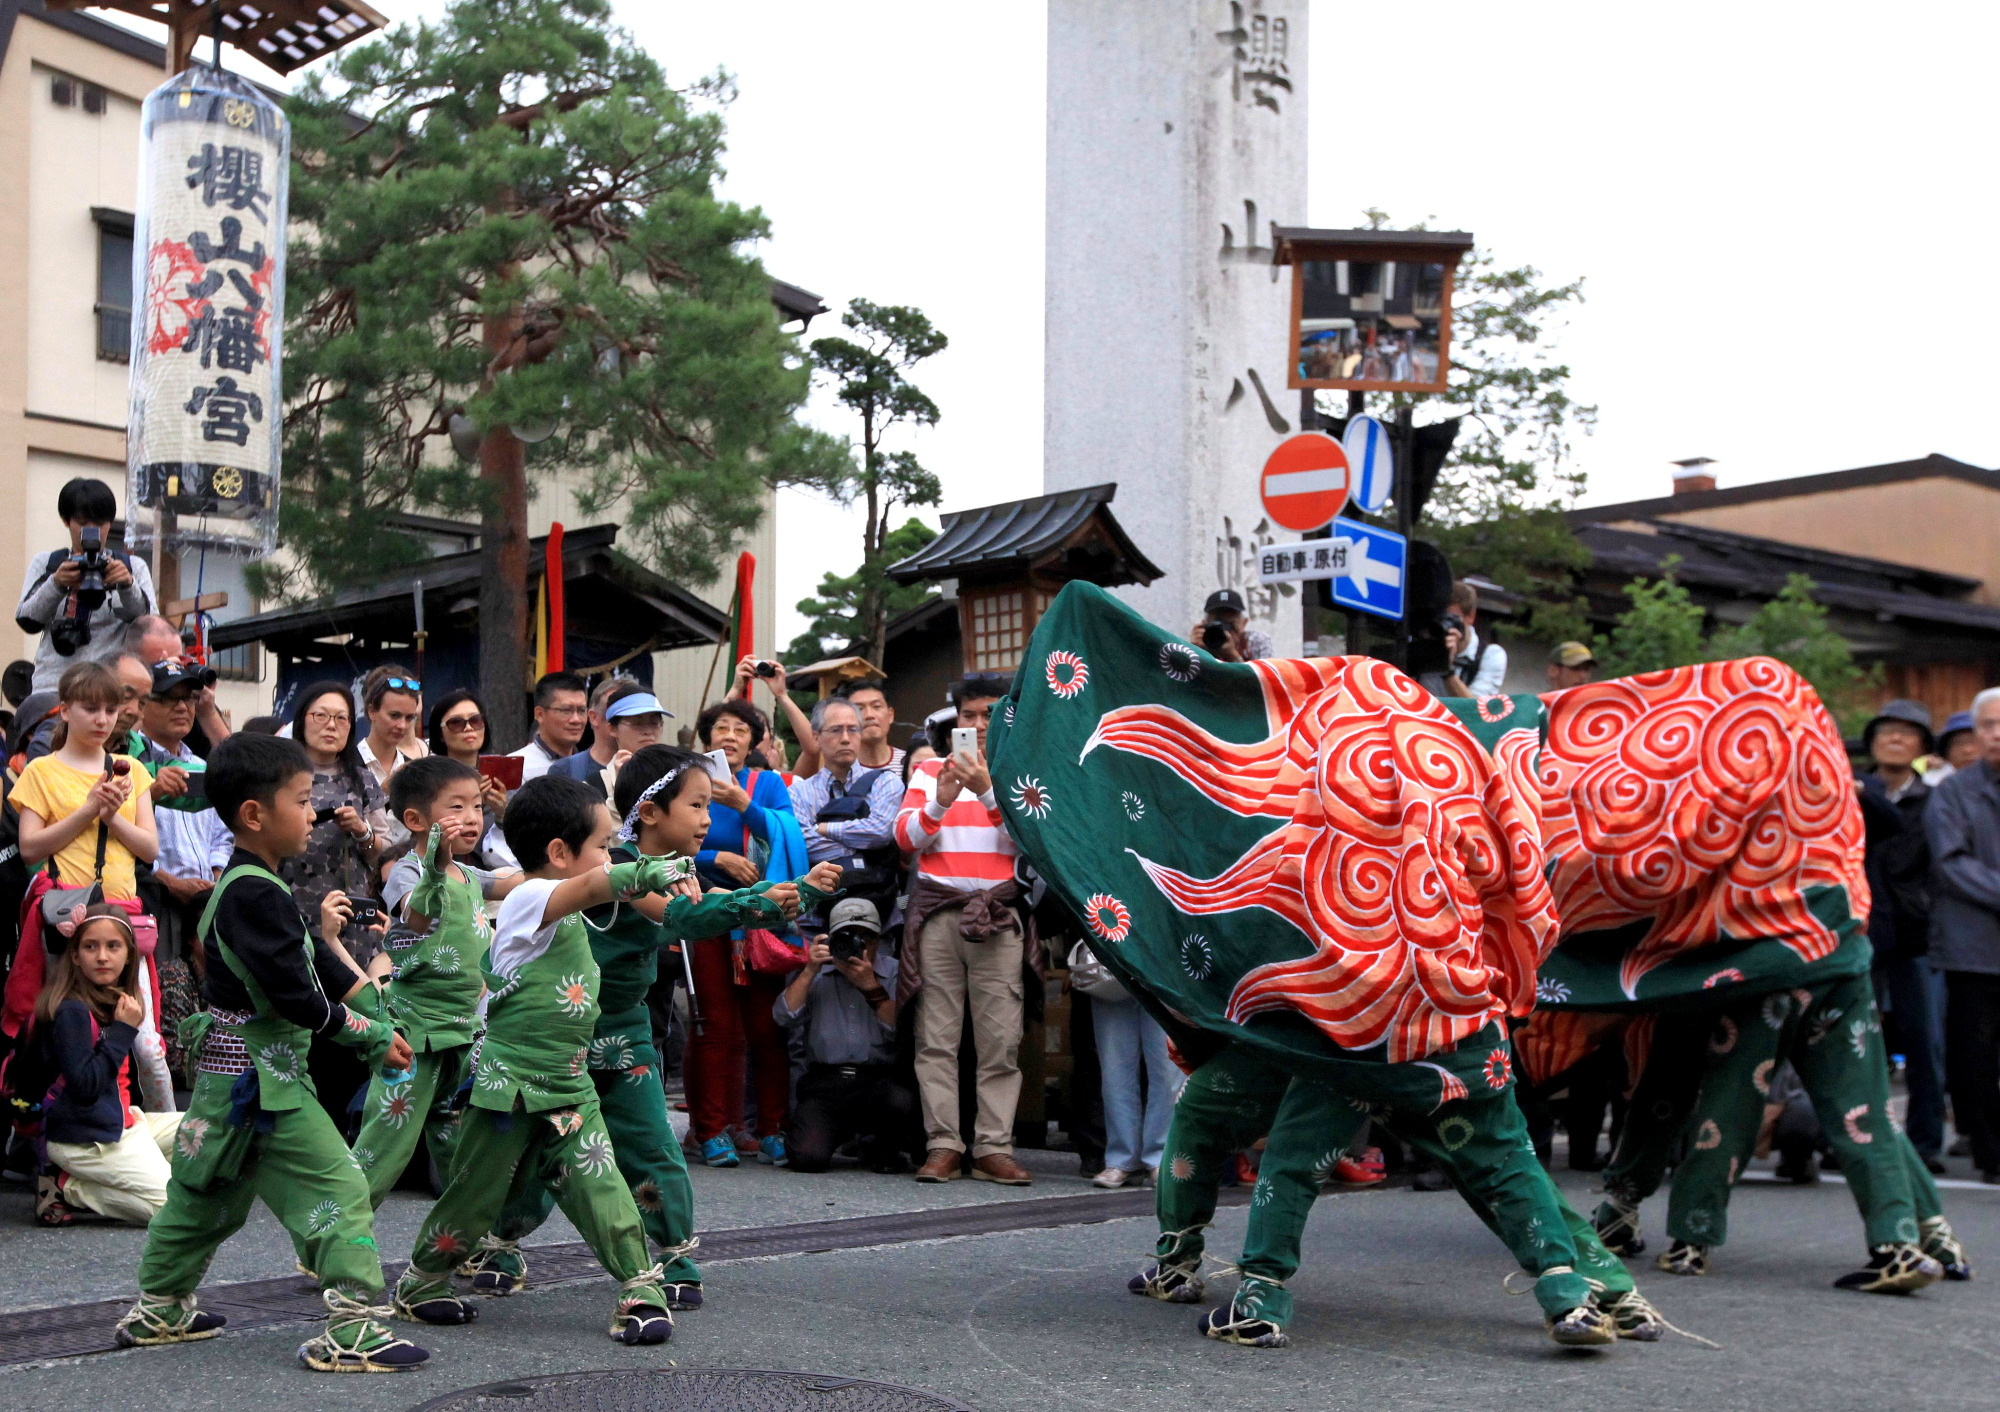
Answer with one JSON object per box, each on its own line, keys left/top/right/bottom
{"left": 359, "top": 667, "right": 427, "bottom": 834}
{"left": 426, "top": 688, "right": 518, "bottom": 868}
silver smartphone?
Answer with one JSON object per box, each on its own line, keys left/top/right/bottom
{"left": 950, "top": 726, "right": 979, "bottom": 759}
{"left": 703, "top": 749, "right": 732, "bottom": 781}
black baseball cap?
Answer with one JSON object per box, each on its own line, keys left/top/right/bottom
{"left": 149, "top": 658, "right": 218, "bottom": 697}
{"left": 1205, "top": 589, "right": 1247, "bottom": 615}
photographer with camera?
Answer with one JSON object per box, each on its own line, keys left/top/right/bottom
{"left": 731, "top": 654, "right": 821, "bottom": 778}
{"left": 16, "top": 479, "right": 156, "bottom": 692}
{"left": 775, "top": 898, "right": 922, "bottom": 1173}
{"left": 1187, "top": 589, "right": 1271, "bottom": 665}
{"left": 790, "top": 698, "right": 906, "bottom": 928}
{"left": 1440, "top": 581, "right": 1508, "bottom": 698}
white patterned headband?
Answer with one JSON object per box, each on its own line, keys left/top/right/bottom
{"left": 616, "top": 761, "right": 696, "bottom": 841}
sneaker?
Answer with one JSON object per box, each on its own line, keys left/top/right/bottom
{"left": 1834, "top": 1243, "right": 1944, "bottom": 1294}
{"left": 1330, "top": 1153, "right": 1385, "bottom": 1185}
{"left": 35, "top": 1172, "right": 78, "bottom": 1227}
{"left": 114, "top": 1293, "right": 228, "bottom": 1348}
{"left": 1128, "top": 1261, "right": 1206, "bottom": 1303}
{"left": 1093, "top": 1166, "right": 1133, "bottom": 1189}
{"left": 1592, "top": 1199, "right": 1645, "bottom": 1257}
{"left": 458, "top": 1238, "right": 527, "bottom": 1296}
{"left": 391, "top": 1269, "right": 478, "bottom": 1326}
{"left": 1656, "top": 1241, "right": 1708, "bottom": 1277}
{"left": 702, "top": 1135, "right": 741, "bottom": 1168}
{"left": 1545, "top": 1304, "right": 1618, "bottom": 1347}
{"left": 1920, "top": 1216, "right": 1973, "bottom": 1281}
{"left": 297, "top": 1290, "right": 431, "bottom": 1372}
{"left": 1198, "top": 1280, "right": 1288, "bottom": 1348}
{"left": 757, "top": 1134, "right": 788, "bottom": 1167}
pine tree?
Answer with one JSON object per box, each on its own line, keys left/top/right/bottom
{"left": 807, "top": 299, "right": 947, "bottom": 668}
{"left": 277, "top": 0, "right": 845, "bottom": 741}
{"left": 785, "top": 518, "right": 940, "bottom": 664}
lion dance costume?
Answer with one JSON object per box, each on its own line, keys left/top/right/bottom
{"left": 989, "top": 584, "right": 1967, "bottom": 1351}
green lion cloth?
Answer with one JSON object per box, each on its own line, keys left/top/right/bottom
{"left": 988, "top": 582, "right": 1557, "bottom": 1075}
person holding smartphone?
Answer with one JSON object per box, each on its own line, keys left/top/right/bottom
{"left": 894, "top": 671, "right": 1033, "bottom": 1187}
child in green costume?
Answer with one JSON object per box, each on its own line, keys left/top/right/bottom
{"left": 353, "top": 758, "right": 518, "bottom": 1200}
{"left": 462, "top": 745, "right": 842, "bottom": 1309}
{"left": 116, "top": 734, "right": 430, "bottom": 1374}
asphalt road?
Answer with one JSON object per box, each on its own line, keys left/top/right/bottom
{"left": 3, "top": 1159, "right": 1993, "bottom": 1412}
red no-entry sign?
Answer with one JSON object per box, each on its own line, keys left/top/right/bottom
{"left": 1259, "top": 432, "right": 1350, "bottom": 531}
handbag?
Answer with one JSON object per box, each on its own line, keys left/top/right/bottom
{"left": 36, "top": 749, "right": 116, "bottom": 950}
{"left": 1067, "top": 939, "right": 1130, "bottom": 1002}
{"left": 740, "top": 928, "right": 805, "bottom": 978}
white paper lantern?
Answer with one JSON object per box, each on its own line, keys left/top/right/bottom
{"left": 125, "top": 64, "right": 287, "bottom": 560}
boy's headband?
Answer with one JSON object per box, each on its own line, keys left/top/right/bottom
{"left": 616, "top": 761, "right": 695, "bottom": 841}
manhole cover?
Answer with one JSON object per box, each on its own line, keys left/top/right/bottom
{"left": 412, "top": 1369, "right": 977, "bottom": 1412}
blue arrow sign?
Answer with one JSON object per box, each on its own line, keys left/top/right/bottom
{"left": 1343, "top": 415, "right": 1394, "bottom": 514}
{"left": 1257, "top": 520, "right": 1406, "bottom": 621}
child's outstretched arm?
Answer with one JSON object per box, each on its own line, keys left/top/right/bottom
{"left": 538, "top": 853, "right": 696, "bottom": 927}
{"left": 663, "top": 861, "right": 844, "bottom": 941}
{"left": 404, "top": 824, "right": 452, "bottom": 926}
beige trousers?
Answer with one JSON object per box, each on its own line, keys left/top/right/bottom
{"left": 47, "top": 1110, "right": 181, "bottom": 1224}
{"left": 913, "top": 908, "right": 1025, "bottom": 1158}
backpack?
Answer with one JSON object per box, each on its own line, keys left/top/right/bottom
{"left": 811, "top": 767, "right": 904, "bottom": 915}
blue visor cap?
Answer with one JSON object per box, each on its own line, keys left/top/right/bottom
{"left": 605, "top": 692, "right": 672, "bottom": 720}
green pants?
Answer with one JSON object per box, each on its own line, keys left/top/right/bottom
{"left": 291, "top": 1045, "right": 473, "bottom": 1269}
{"left": 1664, "top": 974, "right": 1941, "bottom": 1249}
{"left": 139, "top": 1070, "right": 385, "bottom": 1300}
{"left": 410, "top": 1098, "right": 659, "bottom": 1305}
{"left": 484, "top": 1068, "right": 701, "bottom": 1285}
{"left": 1153, "top": 1046, "right": 1607, "bottom": 1322}
{"left": 1600, "top": 1013, "right": 1708, "bottom": 1210}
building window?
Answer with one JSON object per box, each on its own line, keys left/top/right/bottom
{"left": 92, "top": 210, "right": 133, "bottom": 364}
{"left": 966, "top": 588, "right": 1027, "bottom": 670}
{"left": 50, "top": 74, "right": 75, "bottom": 107}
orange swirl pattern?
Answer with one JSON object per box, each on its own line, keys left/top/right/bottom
{"left": 1117, "top": 656, "right": 1559, "bottom": 1062}
{"left": 1537, "top": 658, "right": 1867, "bottom": 998}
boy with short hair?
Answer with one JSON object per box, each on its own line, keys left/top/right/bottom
{"left": 116, "top": 733, "right": 429, "bottom": 1374}
{"left": 350, "top": 756, "right": 518, "bottom": 1201}
{"left": 393, "top": 775, "right": 707, "bottom": 1343}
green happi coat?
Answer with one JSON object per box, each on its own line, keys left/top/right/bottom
{"left": 483, "top": 847, "right": 799, "bottom": 1285}
{"left": 138, "top": 864, "right": 397, "bottom": 1303}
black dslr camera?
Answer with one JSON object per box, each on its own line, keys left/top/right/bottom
{"left": 1200, "top": 615, "right": 1232, "bottom": 654}
{"left": 826, "top": 917, "right": 874, "bottom": 964}
{"left": 753, "top": 659, "right": 780, "bottom": 679}
{"left": 72, "top": 526, "right": 110, "bottom": 613}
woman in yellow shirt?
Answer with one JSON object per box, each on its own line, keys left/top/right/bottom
{"left": 14, "top": 660, "right": 158, "bottom": 900}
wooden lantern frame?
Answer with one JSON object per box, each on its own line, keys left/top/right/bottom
{"left": 1275, "top": 227, "right": 1475, "bottom": 396}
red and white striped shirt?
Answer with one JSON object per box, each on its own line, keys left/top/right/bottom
{"left": 895, "top": 758, "right": 1018, "bottom": 891}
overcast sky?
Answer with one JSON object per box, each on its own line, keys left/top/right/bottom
{"left": 137, "top": 1, "right": 2000, "bottom": 643}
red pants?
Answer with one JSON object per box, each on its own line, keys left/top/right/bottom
{"left": 685, "top": 935, "right": 791, "bottom": 1142}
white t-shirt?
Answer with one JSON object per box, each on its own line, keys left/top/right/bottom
{"left": 487, "top": 876, "right": 564, "bottom": 978}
